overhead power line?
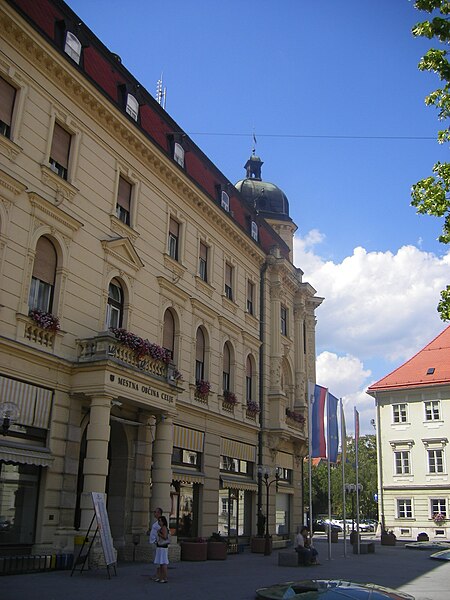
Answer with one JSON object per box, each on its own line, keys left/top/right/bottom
{"left": 184, "top": 132, "right": 437, "bottom": 141}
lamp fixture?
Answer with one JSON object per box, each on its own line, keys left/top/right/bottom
{"left": 0, "top": 402, "right": 20, "bottom": 436}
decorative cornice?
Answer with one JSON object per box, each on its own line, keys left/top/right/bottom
{"left": 157, "top": 276, "right": 190, "bottom": 304}
{"left": 189, "top": 297, "right": 218, "bottom": 323}
{"left": 28, "top": 191, "right": 83, "bottom": 234}
{"left": 218, "top": 315, "right": 243, "bottom": 338}
{"left": 0, "top": 167, "right": 27, "bottom": 199}
{"left": 0, "top": 5, "right": 266, "bottom": 265}
{"left": 101, "top": 237, "right": 144, "bottom": 271}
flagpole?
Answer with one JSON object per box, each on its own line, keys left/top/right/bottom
{"left": 355, "top": 407, "right": 361, "bottom": 555}
{"left": 326, "top": 390, "right": 332, "bottom": 561}
{"left": 308, "top": 383, "right": 314, "bottom": 541}
{"left": 341, "top": 399, "right": 347, "bottom": 558}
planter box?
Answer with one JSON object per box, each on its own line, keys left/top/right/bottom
{"left": 207, "top": 541, "right": 227, "bottom": 560}
{"left": 181, "top": 541, "right": 207, "bottom": 561}
{"left": 380, "top": 534, "right": 396, "bottom": 546}
{"left": 251, "top": 536, "right": 272, "bottom": 553}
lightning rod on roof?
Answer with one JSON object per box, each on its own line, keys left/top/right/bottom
{"left": 156, "top": 74, "right": 167, "bottom": 109}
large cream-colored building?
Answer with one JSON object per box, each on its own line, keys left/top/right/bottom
{"left": 0, "top": 0, "right": 322, "bottom": 560}
{"left": 368, "top": 326, "right": 450, "bottom": 541}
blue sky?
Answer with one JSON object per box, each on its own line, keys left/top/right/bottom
{"left": 68, "top": 0, "right": 450, "bottom": 433}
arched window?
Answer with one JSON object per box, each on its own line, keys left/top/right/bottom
{"left": 106, "top": 279, "right": 123, "bottom": 328}
{"left": 29, "top": 236, "right": 57, "bottom": 313}
{"left": 223, "top": 342, "right": 231, "bottom": 393}
{"left": 163, "top": 309, "right": 175, "bottom": 360}
{"left": 246, "top": 356, "right": 253, "bottom": 402}
{"left": 195, "top": 328, "right": 205, "bottom": 382}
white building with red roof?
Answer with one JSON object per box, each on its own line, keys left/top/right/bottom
{"left": 367, "top": 326, "right": 450, "bottom": 540}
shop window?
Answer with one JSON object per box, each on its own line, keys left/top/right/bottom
{"left": 106, "top": 279, "right": 123, "bottom": 328}
{"left": 169, "top": 482, "right": 198, "bottom": 538}
{"left": 195, "top": 327, "right": 205, "bottom": 382}
{"left": 116, "top": 175, "right": 132, "bottom": 225}
{"left": 28, "top": 236, "right": 57, "bottom": 313}
{"left": 276, "top": 492, "right": 290, "bottom": 536}
{"left": 0, "top": 76, "right": 16, "bottom": 139}
{"left": 0, "top": 462, "right": 40, "bottom": 546}
{"left": 64, "top": 31, "right": 82, "bottom": 64}
{"left": 163, "top": 309, "right": 175, "bottom": 360}
{"left": 168, "top": 217, "right": 180, "bottom": 261}
{"left": 49, "top": 122, "right": 71, "bottom": 180}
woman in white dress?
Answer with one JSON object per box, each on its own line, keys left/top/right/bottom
{"left": 154, "top": 516, "right": 170, "bottom": 583}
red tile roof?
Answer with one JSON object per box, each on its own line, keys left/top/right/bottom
{"left": 367, "top": 325, "right": 450, "bottom": 392}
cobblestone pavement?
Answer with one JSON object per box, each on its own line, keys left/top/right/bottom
{"left": 2, "top": 537, "right": 449, "bottom": 600}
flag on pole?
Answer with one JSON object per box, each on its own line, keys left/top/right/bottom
{"left": 327, "top": 393, "right": 339, "bottom": 463}
{"left": 340, "top": 399, "right": 348, "bottom": 463}
{"left": 310, "top": 384, "right": 327, "bottom": 458}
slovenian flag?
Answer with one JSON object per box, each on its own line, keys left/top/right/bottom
{"left": 310, "top": 383, "right": 327, "bottom": 458}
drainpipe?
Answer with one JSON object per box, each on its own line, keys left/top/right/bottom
{"left": 257, "top": 260, "right": 268, "bottom": 527}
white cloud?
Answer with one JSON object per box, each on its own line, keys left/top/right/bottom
{"left": 295, "top": 232, "right": 450, "bottom": 433}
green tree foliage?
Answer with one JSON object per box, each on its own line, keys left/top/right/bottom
{"left": 411, "top": 1, "right": 450, "bottom": 320}
{"left": 304, "top": 434, "right": 378, "bottom": 520}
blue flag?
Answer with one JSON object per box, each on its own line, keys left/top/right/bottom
{"left": 328, "top": 393, "right": 339, "bottom": 463}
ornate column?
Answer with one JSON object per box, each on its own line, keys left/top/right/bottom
{"left": 151, "top": 414, "right": 173, "bottom": 515}
{"left": 269, "top": 282, "right": 283, "bottom": 393}
{"left": 294, "top": 300, "right": 306, "bottom": 407}
{"left": 79, "top": 394, "right": 113, "bottom": 531}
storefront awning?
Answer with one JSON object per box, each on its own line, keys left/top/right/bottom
{"left": 0, "top": 375, "right": 52, "bottom": 429}
{"left": 220, "top": 438, "right": 256, "bottom": 462}
{"left": 277, "top": 451, "right": 294, "bottom": 470}
{"left": 220, "top": 475, "right": 258, "bottom": 492}
{"left": 173, "top": 425, "right": 204, "bottom": 452}
{"left": 0, "top": 445, "right": 54, "bottom": 467}
{"left": 172, "top": 470, "right": 204, "bottom": 484}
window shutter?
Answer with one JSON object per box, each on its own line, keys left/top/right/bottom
{"left": 117, "top": 176, "right": 131, "bottom": 210}
{"left": 0, "top": 77, "right": 15, "bottom": 126}
{"left": 223, "top": 343, "right": 231, "bottom": 373}
{"left": 196, "top": 329, "right": 205, "bottom": 362}
{"left": 50, "top": 123, "right": 71, "bottom": 168}
{"left": 163, "top": 310, "right": 174, "bottom": 352}
{"left": 33, "top": 237, "right": 57, "bottom": 284}
{"left": 200, "top": 242, "right": 208, "bottom": 261}
{"left": 246, "top": 356, "right": 252, "bottom": 378}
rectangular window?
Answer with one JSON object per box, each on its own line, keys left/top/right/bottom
{"left": 195, "top": 360, "right": 204, "bottom": 383}
{"left": 172, "top": 447, "right": 201, "bottom": 469}
{"left": 251, "top": 220, "right": 258, "bottom": 241}
{"left": 199, "top": 242, "right": 208, "bottom": 282}
{"left": 281, "top": 305, "right": 288, "bottom": 336}
{"left": 168, "top": 217, "right": 180, "bottom": 261}
{"left": 174, "top": 142, "right": 185, "bottom": 168}
{"left": 225, "top": 262, "right": 233, "bottom": 300}
{"left": 393, "top": 403, "right": 407, "bottom": 424}
{"left": 394, "top": 450, "right": 410, "bottom": 475}
{"left": 49, "top": 122, "right": 71, "bottom": 179}
{"left": 64, "top": 31, "right": 82, "bottom": 64}
{"left": 29, "top": 277, "right": 53, "bottom": 313}
{"left": 220, "top": 456, "right": 251, "bottom": 475}
{"left": 116, "top": 176, "right": 132, "bottom": 225}
{"left": 247, "top": 280, "right": 255, "bottom": 315}
{"left": 428, "top": 449, "right": 444, "bottom": 473}
{"left": 223, "top": 370, "right": 230, "bottom": 393}
{"left": 0, "top": 76, "right": 16, "bottom": 139}
{"left": 397, "top": 499, "right": 412, "bottom": 518}
{"left": 221, "top": 190, "right": 230, "bottom": 212}
{"left": 431, "top": 498, "right": 447, "bottom": 517}
{"left": 125, "top": 93, "right": 139, "bottom": 121}
{"left": 425, "top": 400, "right": 440, "bottom": 421}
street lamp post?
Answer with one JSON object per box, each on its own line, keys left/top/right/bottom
{"left": 258, "top": 466, "right": 280, "bottom": 556}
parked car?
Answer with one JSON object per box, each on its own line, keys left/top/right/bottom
{"left": 312, "top": 518, "right": 342, "bottom": 533}
{"left": 361, "top": 519, "right": 378, "bottom": 532}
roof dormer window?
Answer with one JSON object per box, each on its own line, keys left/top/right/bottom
{"left": 64, "top": 31, "right": 82, "bottom": 64}
{"left": 221, "top": 190, "right": 230, "bottom": 212}
{"left": 251, "top": 220, "right": 258, "bottom": 242}
{"left": 126, "top": 94, "right": 139, "bottom": 121}
{"left": 174, "top": 142, "right": 185, "bottom": 168}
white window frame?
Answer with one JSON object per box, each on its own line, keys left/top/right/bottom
{"left": 397, "top": 498, "right": 413, "bottom": 519}
{"left": 64, "top": 32, "right": 82, "bottom": 64}
{"left": 430, "top": 498, "right": 447, "bottom": 518}
{"left": 251, "top": 220, "right": 258, "bottom": 241}
{"left": 393, "top": 403, "right": 407, "bottom": 424}
{"left": 394, "top": 450, "right": 410, "bottom": 475}
{"left": 428, "top": 448, "right": 445, "bottom": 474}
{"left": 221, "top": 190, "right": 230, "bottom": 212}
{"left": 425, "top": 400, "right": 441, "bottom": 422}
{"left": 126, "top": 94, "right": 139, "bottom": 121}
{"left": 174, "top": 142, "right": 185, "bottom": 168}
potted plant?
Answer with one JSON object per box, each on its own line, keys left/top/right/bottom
{"left": 223, "top": 390, "right": 238, "bottom": 407}
{"left": 180, "top": 537, "right": 208, "bottom": 561}
{"left": 195, "top": 380, "right": 211, "bottom": 401}
{"left": 246, "top": 399, "right": 260, "bottom": 416}
{"left": 207, "top": 532, "right": 227, "bottom": 560}
{"left": 29, "top": 309, "right": 60, "bottom": 331}
{"left": 433, "top": 512, "right": 446, "bottom": 525}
